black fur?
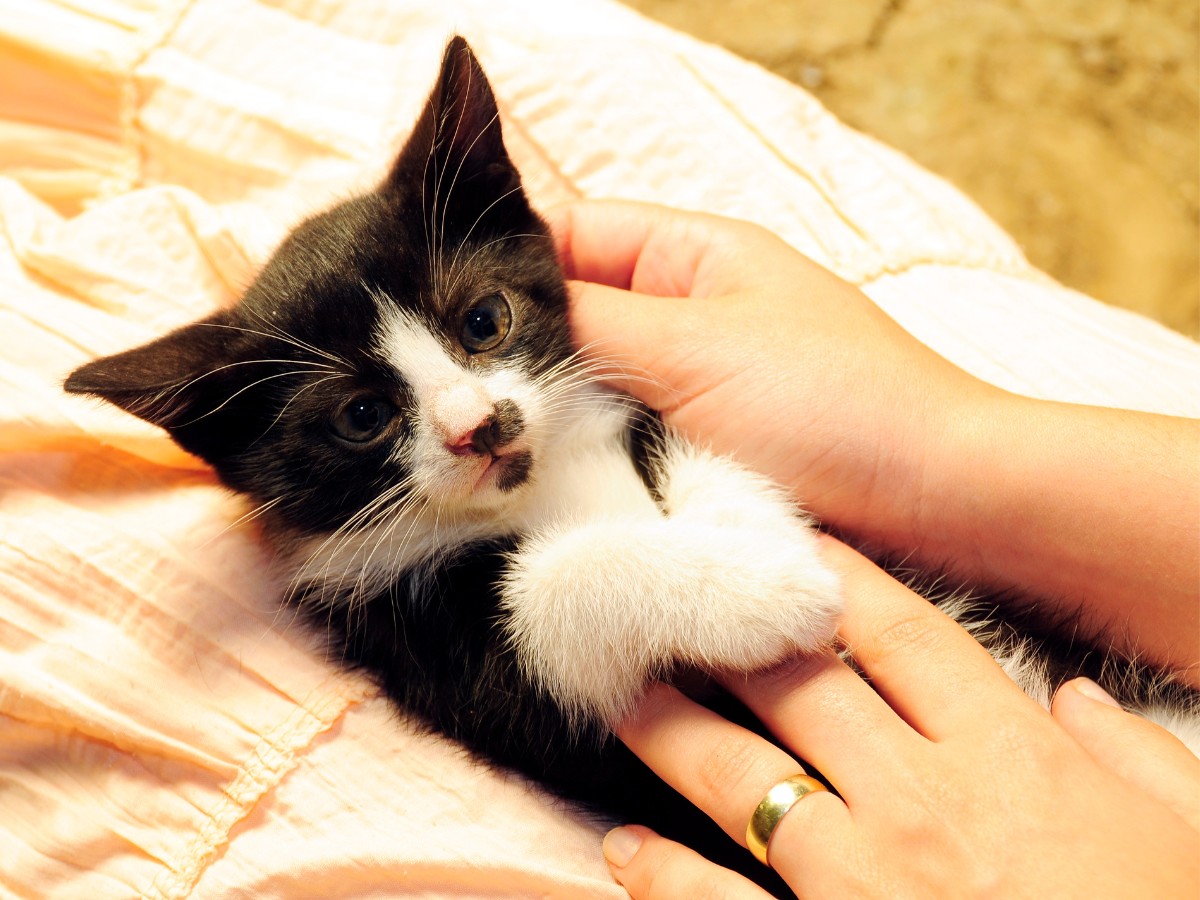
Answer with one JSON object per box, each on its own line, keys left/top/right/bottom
{"left": 65, "top": 38, "right": 571, "bottom": 536}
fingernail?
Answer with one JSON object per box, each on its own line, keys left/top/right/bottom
{"left": 603, "top": 826, "right": 642, "bottom": 868}
{"left": 1073, "top": 677, "right": 1122, "bottom": 709}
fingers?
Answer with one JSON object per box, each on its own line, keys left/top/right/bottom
{"left": 543, "top": 200, "right": 655, "bottom": 287}
{"left": 619, "top": 681, "right": 864, "bottom": 897}
{"left": 817, "top": 536, "right": 1034, "bottom": 740}
{"left": 723, "top": 653, "right": 919, "bottom": 799}
{"left": 546, "top": 200, "right": 722, "bottom": 297}
{"left": 553, "top": 198, "right": 752, "bottom": 414}
{"left": 568, "top": 280, "right": 726, "bottom": 413}
{"left": 602, "top": 826, "right": 773, "bottom": 900}
{"left": 547, "top": 199, "right": 794, "bottom": 300}
{"left": 1052, "top": 678, "right": 1200, "bottom": 830}
{"left": 615, "top": 684, "right": 851, "bottom": 848}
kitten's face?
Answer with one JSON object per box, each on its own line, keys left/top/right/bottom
{"left": 65, "top": 39, "right": 575, "bottom": 576}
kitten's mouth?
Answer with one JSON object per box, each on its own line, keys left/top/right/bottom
{"left": 473, "top": 448, "right": 533, "bottom": 493}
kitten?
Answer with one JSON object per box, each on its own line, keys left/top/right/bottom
{"left": 64, "top": 37, "right": 838, "bottom": 891}
{"left": 65, "top": 36, "right": 1197, "bottom": 894}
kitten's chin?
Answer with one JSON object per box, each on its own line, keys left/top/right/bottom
{"left": 431, "top": 450, "right": 534, "bottom": 516}
{"left": 481, "top": 449, "right": 533, "bottom": 494}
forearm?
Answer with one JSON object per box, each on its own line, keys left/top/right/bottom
{"left": 915, "top": 390, "right": 1200, "bottom": 684}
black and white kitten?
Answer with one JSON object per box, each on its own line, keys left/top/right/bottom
{"left": 65, "top": 37, "right": 1197, "bottom": 892}
{"left": 65, "top": 37, "right": 837, "bottom": 889}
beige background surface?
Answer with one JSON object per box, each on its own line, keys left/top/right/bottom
{"left": 623, "top": 0, "right": 1199, "bottom": 337}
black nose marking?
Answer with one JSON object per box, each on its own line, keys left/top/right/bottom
{"left": 470, "top": 416, "right": 500, "bottom": 455}
{"left": 468, "top": 399, "right": 523, "bottom": 455}
{"left": 492, "top": 399, "right": 524, "bottom": 444}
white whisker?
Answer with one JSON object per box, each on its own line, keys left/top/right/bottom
{"left": 199, "top": 496, "right": 285, "bottom": 549}
{"left": 171, "top": 367, "right": 339, "bottom": 428}
{"left": 249, "top": 373, "right": 350, "bottom": 448}
{"left": 443, "top": 194, "right": 527, "bottom": 298}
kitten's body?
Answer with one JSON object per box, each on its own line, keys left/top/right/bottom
{"left": 66, "top": 38, "right": 1197, "bottom": 894}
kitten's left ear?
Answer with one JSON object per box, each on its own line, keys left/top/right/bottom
{"left": 387, "top": 36, "right": 523, "bottom": 209}
{"left": 63, "top": 310, "right": 260, "bottom": 463}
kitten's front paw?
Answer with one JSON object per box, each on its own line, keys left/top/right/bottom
{"left": 676, "top": 518, "right": 842, "bottom": 675}
{"left": 500, "top": 522, "right": 668, "bottom": 728}
{"left": 656, "top": 442, "right": 842, "bottom": 669}
{"left": 499, "top": 514, "right": 842, "bottom": 730}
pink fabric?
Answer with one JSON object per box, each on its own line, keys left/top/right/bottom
{"left": 2, "top": 1, "right": 1197, "bottom": 896}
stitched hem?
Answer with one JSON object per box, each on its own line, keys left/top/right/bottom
{"left": 110, "top": 0, "right": 195, "bottom": 199}
{"left": 143, "top": 676, "right": 376, "bottom": 900}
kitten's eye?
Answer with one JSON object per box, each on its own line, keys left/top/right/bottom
{"left": 461, "top": 293, "right": 512, "bottom": 353}
{"left": 331, "top": 396, "right": 394, "bottom": 443}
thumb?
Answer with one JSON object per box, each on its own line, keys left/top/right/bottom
{"left": 1052, "top": 678, "right": 1200, "bottom": 830}
{"left": 602, "top": 826, "right": 771, "bottom": 899}
{"left": 568, "top": 280, "right": 723, "bottom": 415}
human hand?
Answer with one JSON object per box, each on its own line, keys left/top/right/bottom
{"left": 548, "top": 200, "right": 994, "bottom": 554}
{"left": 549, "top": 200, "right": 1200, "bottom": 681}
{"left": 601, "top": 537, "right": 1200, "bottom": 898}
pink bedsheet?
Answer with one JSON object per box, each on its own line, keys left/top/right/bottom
{"left": 2, "top": 1, "right": 1198, "bottom": 897}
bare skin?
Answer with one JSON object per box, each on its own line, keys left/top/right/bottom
{"left": 547, "top": 200, "right": 1200, "bottom": 898}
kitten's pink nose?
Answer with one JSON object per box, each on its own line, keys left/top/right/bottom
{"left": 431, "top": 382, "right": 494, "bottom": 453}
{"left": 445, "top": 415, "right": 499, "bottom": 456}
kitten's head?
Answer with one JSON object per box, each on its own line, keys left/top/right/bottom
{"left": 66, "top": 38, "right": 578, "bottom": 588}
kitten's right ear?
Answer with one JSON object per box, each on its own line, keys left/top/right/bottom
{"left": 64, "top": 311, "right": 243, "bottom": 455}
{"left": 386, "top": 36, "right": 523, "bottom": 211}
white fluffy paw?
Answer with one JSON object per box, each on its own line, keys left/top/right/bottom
{"left": 654, "top": 441, "right": 842, "bottom": 666}
{"left": 656, "top": 440, "right": 808, "bottom": 528}
{"left": 675, "top": 518, "right": 841, "bottom": 673}
{"left": 500, "top": 509, "right": 842, "bottom": 730}
{"left": 500, "top": 521, "right": 668, "bottom": 728}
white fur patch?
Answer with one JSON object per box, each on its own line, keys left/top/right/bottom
{"left": 374, "top": 304, "right": 540, "bottom": 507}
{"left": 1141, "top": 705, "right": 1200, "bottom": 758}
{"left": 501, "top": 436, "right": 841, "bottom": 727}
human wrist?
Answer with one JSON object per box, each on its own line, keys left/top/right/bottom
{"left": 907, "top": 380, "right": 1020, "bottom": 572}
{"left": 902, "top": 388, "right": 1200, "bottom": 680}
{"left": 848, "top": 369, "right": 1006, "bottom": 572}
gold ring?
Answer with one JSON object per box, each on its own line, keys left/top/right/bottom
{"left": 746, "top": 774, "right": 829, "bottom": 866}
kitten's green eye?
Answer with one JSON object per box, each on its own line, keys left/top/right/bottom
{"left": 461, "top": 293, "right": 512, "bottom": 353}
{"left": 331, "top": 396, "right": 394, "bottom": 443}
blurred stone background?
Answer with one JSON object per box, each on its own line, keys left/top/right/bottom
{"left": 622, "top": 0, "right": 1199, "bottom": 336}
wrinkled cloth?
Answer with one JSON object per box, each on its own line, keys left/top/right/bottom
{"left": 1, "top": 1, "right": 1198, "bottom": 897}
